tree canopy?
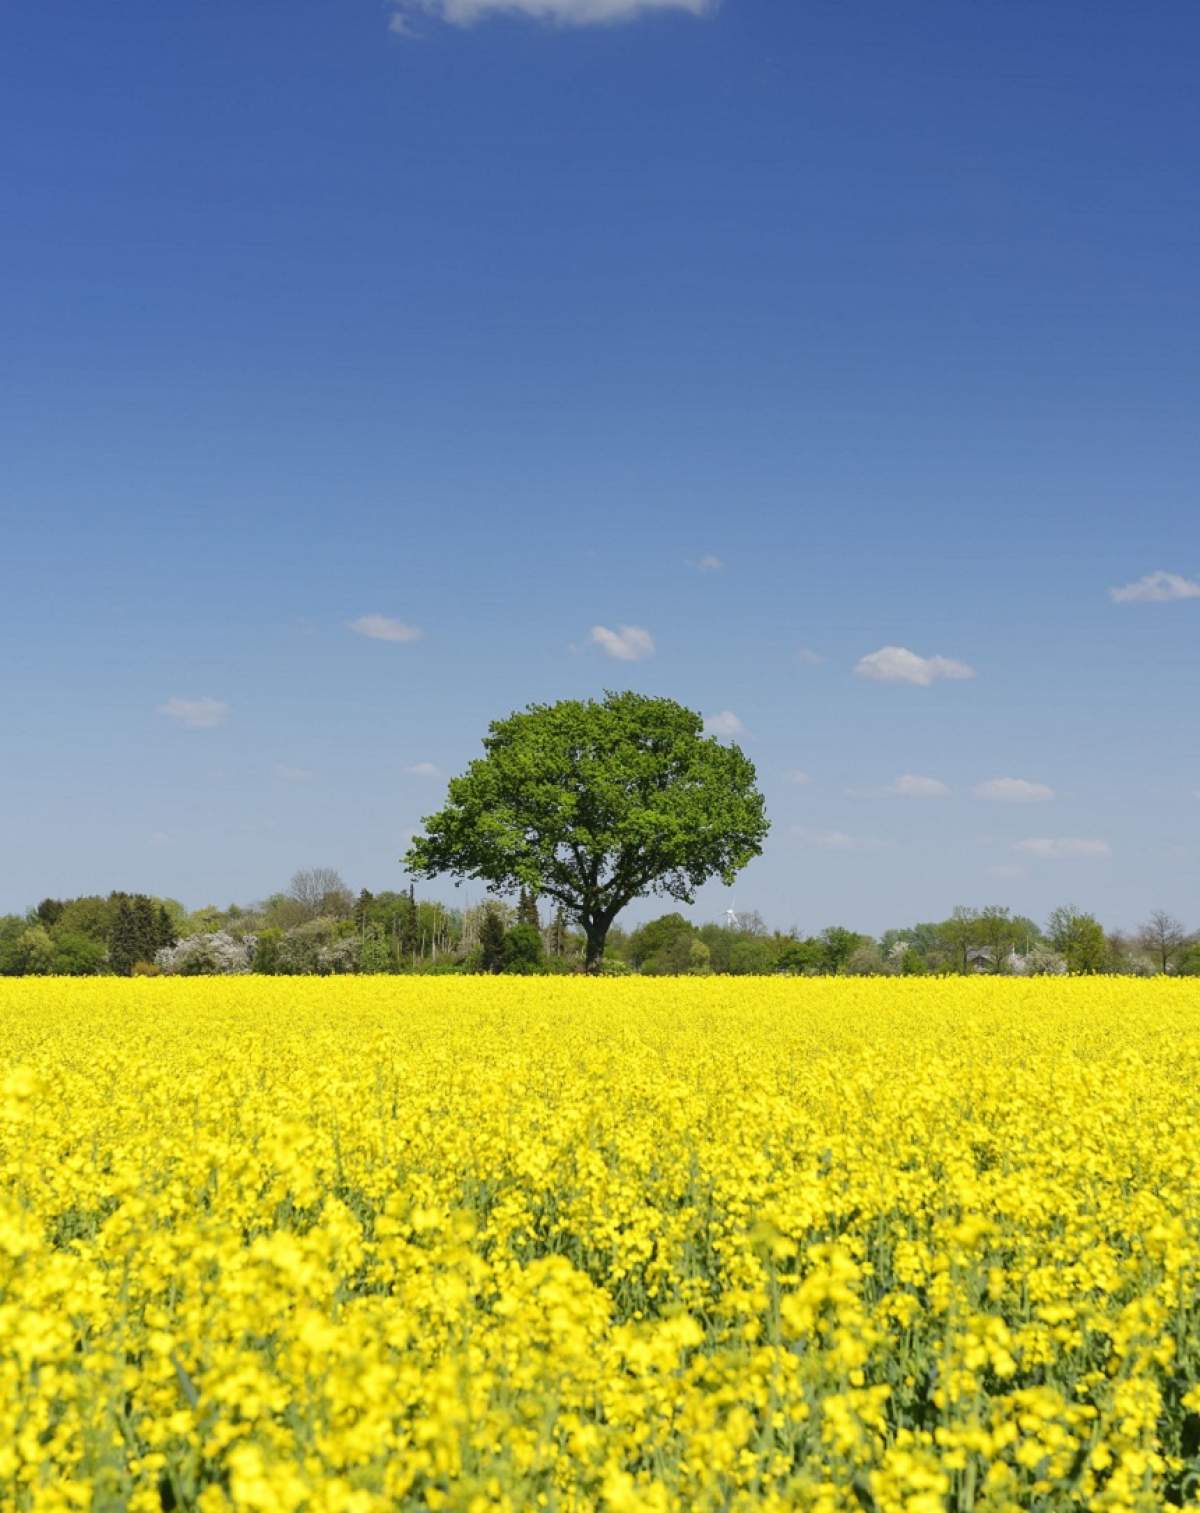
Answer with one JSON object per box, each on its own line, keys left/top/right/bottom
{"left": 404, "top": 691, "right": 769, "bottom": 968}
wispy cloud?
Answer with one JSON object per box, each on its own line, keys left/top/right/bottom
{"left": 846, "top": 773, "right": 951, "bottom": 799}
{"left": 784, "top": 768, "right": 811, "bottom": 785}
{"left": 694, "top": 553, "right": 724, "bottom": 572}
{"left": 349, "top": 614, "right": 425, "bottom": 643}
{"left": 590, "top": 624, "right": 655, "bottom": 662}
{"left": 1110, "top": 570, "right": 1200, "bottom": 605}
{"left": 704, "top": 710, "right": 744, "bottom": 738}
{"left": 1016, "top": 837, "right": 1111, "bottom": 861}
{"left": 973, "top": 777, "right": 1054, "bottom": 803}
{"left": 792, "top": 827, "right": 890, "bottom": 852}
{"left": 796, "top": 647, "right": 824, "bottom": 666}
{"left": 854, "top": 645, "right": 975, "bottom": 686}
{"left": 391, "top": 0, "right": 714, "bottom": 30}
{"left": 274, "top": 763, "right": 315, "bottom": 783}
{"left": 887, "top": 774, "right": 951, "bottom": 798}
{"left": 405, "top": 761, "right": 442, "bottom": 778}
{"left": 157, "top": 697, "right": 230, "bottom": 730}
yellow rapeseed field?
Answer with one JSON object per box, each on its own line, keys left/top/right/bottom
{"left": 3, "top": 978, "right": 1200, "bottom": 1512}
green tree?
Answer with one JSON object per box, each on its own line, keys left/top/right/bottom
{"left": 817, "top": 926, "right": 865, "bottom": 975}
{"left": 937, "top": 907, "right": 981, "bottom": 974}
{"left": 1137, "top": 910, "right": 1191, "bottom": 974}
{"left": 14, "top": 925, "right": 55, "bottom": 975}
{"left": 516, "top": 888, "right": 541, "bottom": 931}
{"left": 1177, "top": 941, "right": 1200, "bottom": 977}
{"left": 399, "top": 885, "right": 420, "bottom": 964}
{"left": 628, "top": 913, "right": 695, "bottom": 969}
{"left": 51, "top": 932, "right": 107, "bottom": 976}
{"left": 502, "top": 922, "right": 544, "bottom": 974}
{"left": 776, "top": 937, "right": 824, "bottom": 974}
{"left": 132, "top": 895, "right": 160, "bottom": 966}
{"left": 727, "top": 936, "right": 777, "bottom": 974}
{"left": 688, "top": 939, "right": 712, "bottom": 974}
{"left": 1046, "top": 905, "right": 1108, "bottom": 974}
{"left": 253, "top": 928, "right": 283, "bottom": 975}
{"left": 406, "top": 693, "right": 768, "bottom": 971}
{"left": 360, "top": 924, "right": 391, "bottom": 974}
{"left": 354, "top": 889, "right": 376, "bottom": 932}
{"left": 0, "top": 916, "right": 27, "bottom": 975}
{"left": 34, "top": 898, "right": 65, "bottom": 927}
{"left": 478, "top": 906, "right": 507, "bottom": 974}
{"left": 975, "top": 905, "right": 1018, "bottom": 974}
{"left": 108, "top": 899, "right": 138, "bottom": 977}
{"left": 156, "top": 905, "right": 177, "bottom": 951}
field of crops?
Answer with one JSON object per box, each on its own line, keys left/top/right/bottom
{"left": 3, "top": 979, "right": 1200, "bottom": 1511}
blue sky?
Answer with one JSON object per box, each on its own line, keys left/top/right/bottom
{"left": 3, "top": 0, "right": 1198, "bottom": 932}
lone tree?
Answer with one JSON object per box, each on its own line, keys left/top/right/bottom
{"left": 1137, "top": 909, "right": 1190, "bottom": 974}
{"left": 404, "top": 692, "right": 769, "bottom": 971}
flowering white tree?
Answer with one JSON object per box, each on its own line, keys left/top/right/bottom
{"left": 156, "top": 931, "right": 251, "bottom": 975}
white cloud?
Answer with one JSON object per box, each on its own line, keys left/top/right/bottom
{"left": 1109, "top": 570, "right": 1200, "bottom": 605}
{"left": 784, "top": 769, "right": 811, "bottom": 785}
{"left": 792, "top": 827, "right": 889, "bottom": 852}
{"left": 796, "top": 647, "right": 824, "bottom": 666}
{"left": 157, "top": 697, "right": 230, "bottom": 730}
{"left": 695, "top": 554, "right": 724, "bottom": 572}
{"left": 349, "top": 614, "right": 424, "bottom": 643}
{"left": 1015, "top": 837, "right": 1111, "bottom": 861}
{"left": 704, "top": 710, "right": 744, "bottom": 739}
{"left": 391, "top": 0, "right": 713, "bottom": 29}
{"left": 405, "top": 761, "right": 441, "bottom": 778}
{"left": 973, "top": 777, "right": 1055, "bottom": 803}
{"left": 590, "top": 624, "right": 655, "bottom": 662}
{"left": 274, "top": 764, "right": 315, "bottom": 783}
{"left": 887, "top": 773, "right": 951, "bottom": 798}
{"left": 854, "top": 645, "right": 976, "bottom": 686}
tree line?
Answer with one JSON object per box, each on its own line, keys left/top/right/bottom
{"left": 2, "top": 873, "right": 1197, "bottom": 978}
{"left": 6, "top": 692, "right": 1194, "bottom": 979}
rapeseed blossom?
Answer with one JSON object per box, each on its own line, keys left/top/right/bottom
{"left": 2, "top": 977, "right": 1200, "bottom": 1510}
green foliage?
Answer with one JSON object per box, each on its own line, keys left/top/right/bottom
{"left": 34, "top": 898, "right": 65, "bottom": 927}
{"left": 516, "top": 889, "right": 541, "bottom": 931}
{"left": 478, "top": 907, "right": 507, "bottom": 975}
{"left": 501, "top": 922, "right": 544, "bottom": 974}
{"left": 817, "top": 927, "right": 867, "bottom": 975}
{"left": 628, "top": 914, "right": 695, "bottom": 969}
{"left": 360, "top": 926, "right": 391, "bottom": 975}
{"left": 1177, "top": 942, "right": 1200, "bottom": 977}
{"left": 0, "top": 916, "right": 28, "bottom": 975}
{"left": 406, "top": 692, "right": 768, "bottom": 969}
{"left": 14, "top": 926, "right": 55, "bottom": 976}
{"left": 253, "top": 928, "right": 284, "bottom": 975}
{"left": 726, "top": 936, "right": 778, "bottom": 975}
{"left": 1047, "top": 905, "right": 1109, "bottom": 975}
{"left": 51, "top": 931, "right": 107, "bottom": 976}
{"left": 687, "top": 939, "right": 712, "bottom": 975}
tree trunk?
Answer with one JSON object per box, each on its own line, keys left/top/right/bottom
{"left": 584, "top": 918, "right": 609, "bottom": 973}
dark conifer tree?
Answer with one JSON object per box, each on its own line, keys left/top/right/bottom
{"left": 479, "top": 906, "right": 506, "bottom": 974}
{"left": 399, "top": 884, "right": 420, "bottom": 963}
{"left": 108, "top": 899, "right": 138, "bottom": 977}
{"left": 517, "top": 888, "right": 540, "bottom": 931}
{"left": 132, "top": 895, "right": 160, "bottom": 964}
{"left": 156, "top": 906, "right": 177, "bottom": 951}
